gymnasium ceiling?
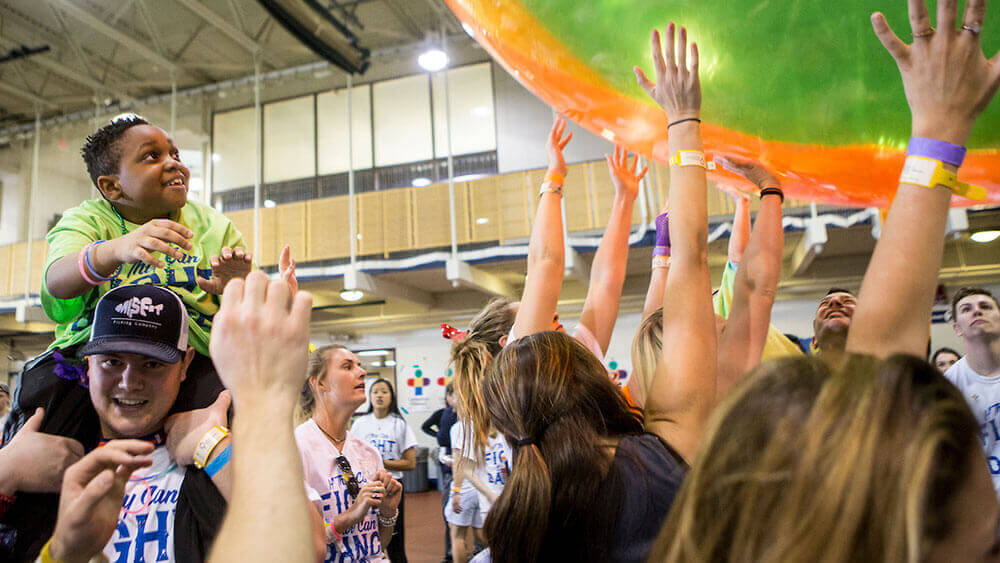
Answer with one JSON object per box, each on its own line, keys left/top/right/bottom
{"left": 0, "top": 0, "right": 467, "bottom": 127}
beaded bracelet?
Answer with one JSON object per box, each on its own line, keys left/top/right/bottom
{"left": 77, "top": 247, "right": 104, "bottom": 286}
{"left": 84, "top": 240, "right": 120, "bottom": 282}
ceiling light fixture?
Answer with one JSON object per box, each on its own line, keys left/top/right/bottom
{"left": 357, "top": 349, "right": 390, "bottom": 357}
{"left": 412, "top": 177, "right": 432, "bottom": 187}
{"left": 970, "top": 230, "right": 1000, "bottom": 243}
{"left": 340, "top": 289, "right": 364, "bottom": 302}
{"left": 264, "top": 199, "right": 277, "bottom": 208}
{"left": 418, "top": 48, "right": 449, "bottom": 72}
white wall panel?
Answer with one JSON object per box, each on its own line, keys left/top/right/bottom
{"left": 373, "top": 75, "right": 433, "bottom": 166}
{"left": 264, "top": 96, "right": 315, "bottom": 183}
{"left": 317, "top": 85, "right": 373, "bottom": 174}
{"left": 212, "top": 108, "right": 256, "bottom": 192}
{"left": 432, "top": 63, "right": 497, "bottom": 158}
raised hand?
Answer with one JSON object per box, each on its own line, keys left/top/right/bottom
{"left": 165, "top": 390, "right": 231, "bottom": 467}
{"left": 103, "top": 219, "right": 193, "bottom": 270}
{"left": 634, "top": 22, "right": 702, "bottom": 120}
{"left": 546, "top": 115, "right": 573, "bottom": 179}
{"left": 48, "top": 440, "right": 154, "bottom": 563}
{"left": 605, "top": 145, "right": 648, "bottom": 200}
{"left": 196, "top": 247, "right": 253, "bottom": 295}
{"left": 871, "top": 0, "right": 1000, "bottom": 144}
{"left": 716, "top": 156, "right": 781, "bottom": 190}
{"left": 375, "top": 469, "right": 402, "bottom": 516}
{"left": 279, "top": 244, "right": 298, "bottom": 295}
{"left": 0, "top": 408, "right": 84, "bottom": 495}
{"left": 209, "top": 271, "right": 313, "bottom": 407}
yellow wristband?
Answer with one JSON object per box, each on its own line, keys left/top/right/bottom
{"left": 544, "top": 172, "right": 564, "bottom": 185}
{"left": 193, "top": 425, "right": 230, "bottom": 469}
{"left": 670, "top": 150, "right": 713, "bottom": 169}
{"left": 539, "top": 182, "right": 563, "bottom": 197}
{"left": 900, "top": 156, "right": 986, "bottom": 200}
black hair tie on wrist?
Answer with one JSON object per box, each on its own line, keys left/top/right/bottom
{"left": 668, "top": 117, "right": 701, "bottom": 128}
{"left": 759, "top": 187, "right": 785, "bottom": 203}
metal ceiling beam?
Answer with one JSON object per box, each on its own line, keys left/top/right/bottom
{"left": 46, "top": 0, "right": 180, "bottom": 73}
{"left": 0, "top": 38, "right": 108, "bottom": 94}
{"left": 174, "top": 0, "right": 262, "bottom": 55}
{"left": 383, "top": 0, "right": 423, "bottom": 39}
{"left": 0, "top": 81, "right": 55, "bottom": 108}
{"left": 134, "top": 0, "right": 170, "bottom": 59}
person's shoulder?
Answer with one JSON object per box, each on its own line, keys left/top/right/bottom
{"left": 944, "top": 356, "right": 972, "bottom": 381}
{"left": 54, "top": 199, "right": 117, "bottom": 226}
{"left": 352, "top": 413, "right": 375, "bottom": 427}
{"left": 294, "top": 419, "right": 319, "bottom": 442}
{"left": 180, "top": 200, "right": 232, "bottom": 229}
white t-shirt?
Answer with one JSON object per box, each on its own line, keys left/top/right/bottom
{"left": 103, "top": 445, "right": 186, "bottom": 563}
{"left": 452, "top": 420, "right": 510, "bottom": 513}
{"left": 350, "top": 413, "right": 419, "bottom": 479}
{"left": 295, "top": 420, "right": 389, "bottom": 563}
{"left": 945, "top": 357, "right": 1000, "bottom": 495}
{"left": 450, "top": 421, "right": 476, "bottom": 496}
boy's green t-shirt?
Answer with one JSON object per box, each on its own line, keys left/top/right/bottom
{"left": 41, "top": 199, "right": 246, "bottom": 356}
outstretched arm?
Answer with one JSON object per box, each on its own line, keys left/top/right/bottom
{"left": 635, "top": 23, "right": 717, "bottom": 462}
{"left": 641, "top": 205, "right": 670, "bottom": 320}
{"left": 714, "top": 157, "right": 784, "bottom": 396}
{"left": 848, "top": 0, "right": 1000, "bottom": 358}
{"left": 578, "top": 146, "right": 646, "bottom": 354}
{"left": 208, "top": 272, "right": 315, "bottom": 563}
{"left": 511, "top": 116, "right": 572, "bottom": 339}
{"left": 722, "top": 187, "right": 751, "bottom": 265}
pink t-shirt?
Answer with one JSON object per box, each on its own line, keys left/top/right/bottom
{"left": 295, "top": 419, "right": 389, "bottom": 563}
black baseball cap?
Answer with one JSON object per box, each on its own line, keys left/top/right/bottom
{"left": 78, "top": 285, "right": 189, "bottom": 363}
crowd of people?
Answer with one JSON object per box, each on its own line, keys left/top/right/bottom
{"left": 0, "top": 0, "right": 998, "bottom": 561}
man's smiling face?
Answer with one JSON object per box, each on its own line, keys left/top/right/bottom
{"left": 813, "top": 291, "right": 857, "bottom": 340}
{"left": 88, "top": 349, "right": 193, "bottom": 439}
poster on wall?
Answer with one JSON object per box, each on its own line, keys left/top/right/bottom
{"left": 404, "top": 364, "right": 432, "bottom": 412}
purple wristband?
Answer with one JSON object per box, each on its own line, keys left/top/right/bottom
{"left": 907, "top": 137, "right": 966, "bottom": 168}
{"left": 654, "top": 212, "right": 670, "bottom": 256}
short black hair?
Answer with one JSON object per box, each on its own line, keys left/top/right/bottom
{"left": 950, "top": 286, "right": 999, "bottom": 321}
{"left": 825, "top": 288, "right": 855, "bottom": 297}
{"left": 81, "top": 114, "right": 150, "bottom": 189}
{"left": 931, "top": 347, "right": 961, "bottom": 364}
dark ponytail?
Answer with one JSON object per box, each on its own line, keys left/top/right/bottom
{"left": 482, "top": 331, "right": 644, "bottom": 561}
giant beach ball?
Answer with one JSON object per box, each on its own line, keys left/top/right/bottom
{"left": 446, "top": 0, "right": 1000, "bottom": 207}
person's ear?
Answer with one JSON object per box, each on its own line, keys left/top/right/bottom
{"left": 97, "top": 175, "right": 123, "bottom": 201}
{"left": 179, "top": 347, "right": 196, "bottom": 382}
{"left": 498, "top": 334, "right": 508, "bottom": 348}
{"left": 952, "top": 321, "right": 965, "bottom": 338}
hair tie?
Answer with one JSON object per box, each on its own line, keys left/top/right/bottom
{"left": 441, "top": 324, "right": 468, "bottom": 342}
{"left": 515, "top": 437, "right": 535, "bottom": 449}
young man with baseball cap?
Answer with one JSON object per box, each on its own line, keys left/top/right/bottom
{"left": 2, "top": 284, "right": 231, "bottom": 561}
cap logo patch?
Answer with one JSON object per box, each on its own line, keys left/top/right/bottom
{"left": 114, "top": 296, "right": 165, "bottom": 319}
